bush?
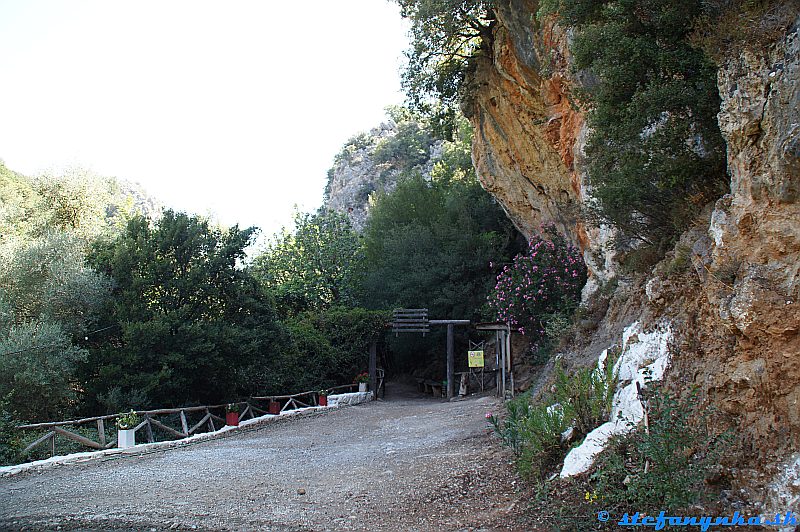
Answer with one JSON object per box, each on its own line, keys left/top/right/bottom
{"left": 488, "top": 227, "right": 586, "bottom": 343}
{"left": 560, "top": 0, "right": 729, "bottom": 258}
{"left": 489, "top": 354, "right": 618, "bottom": 480}
{"left": 488, "top": 393, "right": 572, "bottom": 479}
{"left": 590, "top": 387, "right": 729, "bottom": 514}
{"left": 0, "top": 402, "right": 23, "bottom": 465}
{"left": 553, "top": 356, "right": 618, "bottom": 438}
{"left": 248, "top": 308, "right": 390, "bottom": 395}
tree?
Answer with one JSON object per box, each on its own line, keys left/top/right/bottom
{"left": 0, "top": 231, "right": 111, "bottom": 421}
{"left": 395, "top": 0, "right": 496, "bottom": 136}
{"left": 252, "top": 209, "right": 365, "bottom": 317}
{"left": 558, "top": 0, "right": 728, "bottom": 257}
{"left": 85, "top": 211, "right": 285, "bottom": 410}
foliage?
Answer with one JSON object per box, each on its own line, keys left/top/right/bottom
{"left": 354, "top": 372, "right": 370, "bottom": 384}
{"left": 590, "top": 387, "right": 728, "bottom": 514}
{"left": 252, "top": 209, "right": 365, "bottom": 317}
{"left": 488, "top": 393, "right": 573, "bottom": 479}
{"left": 373, "top": 119, "right": 434, "bottom": 173}
{"left": 555, "top": 0, "right": 728, "bottom": 256}
{"left": 0, "top": 230, "right": 111, "bottom": 421}
{"left": 489, "top": 355, "right": 618, "bottom": 480}
{"left": 115, "top": 410, "right": 140, "bottom": 430}
{"left": 488, "top": 227, "right": 586, "bottom": 341}
{"left": 1, "top": 231, "right": 112, "bottom": 337}
{"left": 691, "top": 0, "right": 797, "bottom": 62}
{"left": 552, "top": 356, "right": 617, "bottom": 437}
{"left": 394, "top": 0, "right": 495, "bottom": 136}
{"left": 0, "top": 400, "right": 23, "bottom": 465}
{"left": 86, "top": 211, "right": 286, "bottom": 409}
{"left": 248, "top": 307, "right": 388, "bottom": 395}
{"left": 226, "top": 403, "right": 240, "bottom": 413}
{"left": 363, "top": 174, "right": 520, "bottom": 322}
{"left": 0, "top": 162, "right": 158, "bottom": 245}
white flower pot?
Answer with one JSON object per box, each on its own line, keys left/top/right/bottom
{"left": 358, "top": 382, "right": 367, "bottom": 393}
{"left": 118, "top": 428, "right": 136, "bottom": 448}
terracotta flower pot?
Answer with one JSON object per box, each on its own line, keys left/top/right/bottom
{"left": 319, "top": 395, "right": 328, "bottom": 407}
{"left": 268, "top": 400, "right": 281, "bottom": 415}
{"left": 226, "top": 412, "right": 239, "bottom": 426}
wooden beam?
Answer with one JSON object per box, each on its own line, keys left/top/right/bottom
{"left": 97, "top": 418, "right": 106, "bottom": 448}
{"left": 369, "top": 340, "right": 377, "bottom": 398}
{"left": 180, "top": 411, "right": 189, "bottom": 436}
{"left": 446, "top": 323, "right": 454, "bottom": 399}
{"left": 22, "top": 431, "right": 56, "bottom": 454}
{"left": 144, "top": 416, "right": 155, "bottom": 443}
{"left": 189, "top": 412, "right": 211, "bottom": 434}
{"left": 53, "top": 426, "right": 103, "bottom": 450}
{"left": 149, "top": 417, "right": 186, "bottom": 440}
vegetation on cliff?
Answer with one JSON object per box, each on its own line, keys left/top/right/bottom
{"left": 554, "top": 0, "right": 729, "bottom": 258}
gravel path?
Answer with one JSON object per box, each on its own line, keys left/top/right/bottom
{"left": 0, "top": 384, "right": 532, "bottom": 531}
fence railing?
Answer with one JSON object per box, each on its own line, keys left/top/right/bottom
{"left": 16, "top": 383, "right": 362, "bottom": 458}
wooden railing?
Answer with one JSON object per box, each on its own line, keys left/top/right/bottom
{"left": 17, "top": 384, "right": 363, "bottom": 458}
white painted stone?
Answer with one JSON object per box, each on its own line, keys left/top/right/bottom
{"left": 560, "top": 321, "right": 673, "bottom": 478}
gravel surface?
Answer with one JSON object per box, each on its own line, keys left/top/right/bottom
{"left": 0, "top": 384, "right": 534, "bottom": 531}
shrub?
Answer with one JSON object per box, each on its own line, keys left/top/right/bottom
{"left": 488, "top": 393, "right": 572, "bottom": 479}
{"left": 0, "top": 402, "right": 22, "bottom": 465}
{"left": 590, "top": 387, "right": 729, "bottom": 514}
{"left": 489, "top": 354, "right": 617, "bottom": 480}
{"left": 488, "top": 227, "right": 586, "bottom": 342}
{"left": 553, "top": 355, "right": 618, "bottom": 437}
{"left": 561, "top": 0, "right": 729, "bottom": 260}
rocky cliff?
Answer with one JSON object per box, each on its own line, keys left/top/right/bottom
{"left": 464, "top": 0, "right": 800, "bottom": 512}
{"left": 462, "top": 0, "right": 614, "bottom": 287}
{"left": 324, "top": 121, "right": 444, "bottom": 231}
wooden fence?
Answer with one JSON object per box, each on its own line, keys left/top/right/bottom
{"left": 16, "top": 383, "right": 361, "bottom": 458}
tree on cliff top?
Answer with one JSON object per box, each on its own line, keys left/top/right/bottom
{"left": 395, "top": 0, "right": 496, "bottom": 137}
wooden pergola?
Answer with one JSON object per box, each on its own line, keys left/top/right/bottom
{"left": 391, "top": 309, "right": 470, "bottom": 399}
{"left": 474, "top": 322, "right": 515, "bottom": 398}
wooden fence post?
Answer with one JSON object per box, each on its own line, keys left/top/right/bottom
{"left": 369, "top": 340, "right": 377, "bottom": 397}
{"left": 446, "top": 323, "right": 454, "bottom": 399}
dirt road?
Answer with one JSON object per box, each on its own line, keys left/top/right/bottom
{"left": 0, "top": 384, "right": 531, "bottom": 531}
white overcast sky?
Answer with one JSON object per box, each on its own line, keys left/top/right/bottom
{"left": 0, "top": 1, "right": 409, "bottom": 240}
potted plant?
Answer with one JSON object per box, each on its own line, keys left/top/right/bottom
{"left": 318, "top": 389, "right": 330, "bottom": 407}
{"left": 226, "top": 403, "right": 240, "bottom": 426}
{"left": 116, "top": 410, "right": 140, "bottom": 448}
{"left": 355, "top": 372, "right": 369, "bottom": 393}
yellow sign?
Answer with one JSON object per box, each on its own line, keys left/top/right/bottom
{"left": 468, "top": 350, "right": 484, "bottom": 368}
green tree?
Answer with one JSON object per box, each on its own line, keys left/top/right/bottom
{"left": 85, "top": 211, "right": 285, "bottom": 410}
{"left": 0, "top": 231, "right": 111, "bottom": 421}
{"left": 363, "top": 174, "right": 520, "bottom": 320}
{"left": 252, "top": 209, "right": 365, "bottom": 317}
{"left": 559, "top": 0, "right": 728, "bottom": 256}
{"left": 395, "top": 0, "right": 496, "bottom": 136}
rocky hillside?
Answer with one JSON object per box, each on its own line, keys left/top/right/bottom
{"left": 462, "top": 0, "right": 799, "bottom": 514}
{"left": 324, "top": 110, "right": 477, "bottom": 231}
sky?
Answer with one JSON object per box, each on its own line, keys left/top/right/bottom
{"left": 0, "top": 0, "right": 410, "bottom": 241}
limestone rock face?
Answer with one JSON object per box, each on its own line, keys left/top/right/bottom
{"left": 324, "top": 122, "right": 444, "bottom": 232}
{"left": 465, "top": 0, "right": 799, "bottom": 510}
{"left": 463, "top": 1, "right": 614, "bottom": 282}
{"left": 701, "top": 15, "right": 800, "bottom": 452}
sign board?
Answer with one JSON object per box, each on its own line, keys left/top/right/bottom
{"left": 468, "top": 350, "right": 484, "bottom": 368}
